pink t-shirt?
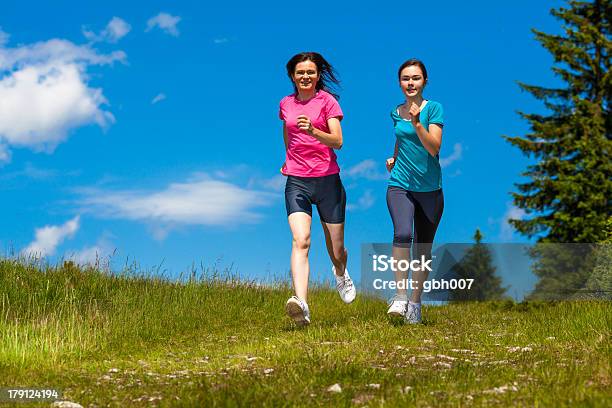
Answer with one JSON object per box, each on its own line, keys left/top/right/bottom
{"left": 279, "top": 90, "right": 343, "bottom": 177}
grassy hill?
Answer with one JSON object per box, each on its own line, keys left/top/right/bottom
{"left": 0, "top": 258, "right": 610, "bottom": 407}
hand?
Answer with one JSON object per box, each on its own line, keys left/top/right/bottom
{"left": 386, "top": 157, "right": 395, "bottom": 172}
{"left": 408, "top": 102, "right": 421, "bottom": 123}
{"left": 280, "top": 162, "right": 287, "bottom": 175}
{"left": 297, "top": 115, "right": 314, "bottom": 134}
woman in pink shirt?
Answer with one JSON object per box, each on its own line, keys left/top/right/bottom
{"left": 279, "top": 52, "right": 356, "bottom": 326}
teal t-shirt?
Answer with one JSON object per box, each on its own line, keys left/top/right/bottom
{"left": 388, "top": 100, "right": 444, "bottom": 192}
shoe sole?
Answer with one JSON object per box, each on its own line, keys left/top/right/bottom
{"left": 285, "top": 300, "right": 309, "bottom": 326}
{"left": 387, "top": 310, "right": 405, "bottom": 318}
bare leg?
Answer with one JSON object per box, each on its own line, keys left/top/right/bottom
{"left": 320, "top": 221, "right": 348, "bottom": 276}
{"left": 288, "top": 212, "right": 312, "bottom": 301}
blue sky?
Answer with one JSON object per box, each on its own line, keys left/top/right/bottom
{"left": 0, "top": 1, "right": 565, "bottom": 297}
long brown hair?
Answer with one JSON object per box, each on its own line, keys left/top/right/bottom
{"left": 286, "top": 52, "right": 341, "bottom": 100}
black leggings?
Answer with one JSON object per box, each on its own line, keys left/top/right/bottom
{"left": 386, "top": 186, "right": 444, "bottom": 257}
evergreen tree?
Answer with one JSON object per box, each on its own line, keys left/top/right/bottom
{"left": 581, "top": 217, "right": 612, "bottom": 299}
{"left": 450, "top": 229, "right": 508, "bottom": 301}
{"left": 504, "top": 0, "right": 611, "bottom": 243}
{"left": 503, "top": 1, "right": 610, "bottom": 299}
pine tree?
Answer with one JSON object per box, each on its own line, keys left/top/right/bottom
{"left": 581, "top": 217, "right": 612, "bottom": 299}
{"left": 504, "top": 0, "right": 611, "bottom": 244}
{"left": 450, "top": 229, "right": 508, "bottom": 301}
{"left": 503, "top": 1, "right": 611, "bottom": 300}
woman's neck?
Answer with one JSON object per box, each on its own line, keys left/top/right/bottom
{"left": 297, "top": 89, "right": 316, "bottom": 101}
{"left": 405, "top": 95, "right": 424, "bottom": 107}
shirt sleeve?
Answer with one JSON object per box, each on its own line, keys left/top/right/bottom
{"left": 278, "top": 98, "right": 285, "bottom": 121}
{"left": 428, "top": 102, "right": 444, "bottom": 125}
{"left": 324, "top": 94, "right": 343, "bottom": 121}
{"left": 390, "top": 109, "right": 398, "bottom": 127}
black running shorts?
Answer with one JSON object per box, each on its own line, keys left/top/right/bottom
{"left": 285, "top": 173, "right": 346, "bottom": 223}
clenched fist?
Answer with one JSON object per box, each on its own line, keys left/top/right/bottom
{"left": 408, "top": 102, "right": 421, "bottom": 123}
{"left": 297, "top": 115, "right": 314, "bottom": 134}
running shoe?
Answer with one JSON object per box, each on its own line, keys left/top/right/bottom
{"left": 405, "top": 302, "right": 422, "bottom": 324}
{"left": 285, "top": 296, "right": 310, "bottom": 326}
{"left": 387, "top": 295, "right": 408, "bottom": 318}
{"left": 333, "top": 266, "right": 356, "bottom": 303}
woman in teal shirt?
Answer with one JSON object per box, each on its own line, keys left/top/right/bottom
{"left": 385, "top": 59, "right": 444, "bottom": 324}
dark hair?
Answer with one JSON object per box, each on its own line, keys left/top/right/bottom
{"left": 397, "top": 59, "right": 428, "bottom": 83}
{"left": 286, "top": 52, "right": 341, "bottom": 99}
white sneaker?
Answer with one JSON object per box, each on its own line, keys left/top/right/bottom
{"left": 285, "top": 296, "right": 310, "bottom": 326}
{"left": 387, "top": 297, "right": 407, "bottom": 318}
{"left": 405, "top": 302, "right": 422, "bottom": 324}
{"left": 333, "top": 266, "right": 356, "bottom": 303}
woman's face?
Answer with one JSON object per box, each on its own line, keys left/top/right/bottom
{"left": 399, "top": 65, "right": 426, "bottom": 98}
{"left": 293, "top": 60, "right": 319, "bottom": 93}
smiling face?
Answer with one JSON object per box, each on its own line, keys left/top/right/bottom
{"left": 292, "top": 60, "right": 319, "bottom": 93}
{"left": 399, "top": 64, "right": 426, "bottom": 98}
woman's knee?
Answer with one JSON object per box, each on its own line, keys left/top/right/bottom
{"left": 393, "top": 228, "right": 413, "bottom": 245}
{"left": 293, "top": 234, "right": 311, "bottom": 251}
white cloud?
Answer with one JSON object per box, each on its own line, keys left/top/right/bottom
{"left": 440, "top": 143, "right": 463, "bottom": 168}
{"left": 83, "top": 17, "right": 131, "bottom": 43}
{"left": 0, "top": 64, "right": 114, "bottom": 151}
{"left": 151, "top": 92, "right": 166, "bottom": 104}
{"left": 67, "top": 233, "right": 115, "bottom": 267}
{"left": 500, "top": 203, "right": 526, "bottom": 241}
{"left": 146, "top": 13, "right": 181, "bottom": 37}
{"left": 0, "top": 34, "right": 125, "bottom": 162}
{"left": 347, "top": 190, "right": 375, "bottom": 211}
{"left": 71, "top": 245, "right": 105, "bottom": 265}
{"left": 261, "top": 175, "right": 286, "bottom": 191}
{"left": 248, "top": 174, "right": 285, "bottom": 192}
{"left": 0, "top": 38, "right": 125, "bottom": 68}
{"left": 106, "top": 17, "right": 131, "bottom": 42}
{"left": 22, "top": 216, "right": 80, "bottom": 258}
{"left": 77, "top": 174, "right": 278, "bottom": 239}
{"left": 345, "top": 159, "right": 388, "bottom": 180}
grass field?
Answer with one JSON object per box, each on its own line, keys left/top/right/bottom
{"left": 0, "top": 258, "right": 610, "bottom": 407}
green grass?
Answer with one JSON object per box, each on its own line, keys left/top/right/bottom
{"left": 0, "top": 258, "right": 610, "bottom": 407}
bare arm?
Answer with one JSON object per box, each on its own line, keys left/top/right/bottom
{"left": 408, "top": 102, "right": 442, "bottom": 156}
{"left": 279, "top": 122, "right": 289, "bottom": 174}
{"left": 414, "top": 123, "right": 442, "bottom": 157}
{"left": 282, "top": 122, "right": 288, "bottom": 150}
{"left": 386, "top": 139, "right": 399, "bottom": 172}
{"left": 297, "top": 116, "right": 343, "bottom": 149}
